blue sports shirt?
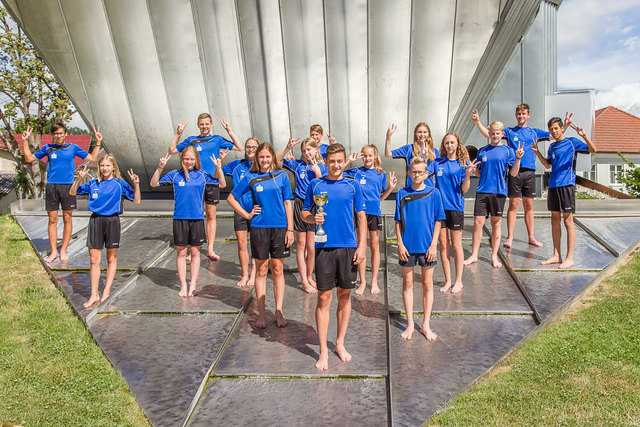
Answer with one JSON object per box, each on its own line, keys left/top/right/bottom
{"left": 503, "top": 126, "right": 549, "bottom": 170}
{"left": 282, "top": 158, "right": 328, "bottom": 199}
{"left": 77, "top": 178, "right": 135, "bottom": 216}
{"left": 476, "top": 144, "right": 515, "bottom": 196}
{"left": 319, "top": 143, "right": 329, "bottom": 159}
{"left": 394, "top": 186, "right": 446, "bottom": 254}
{"left": 223, "top": 159, "right": 253, "bottom": 212}
{"left": 391, "top": 144, "right": 439, "bottom": 186}
{"left": 34, "top": 143, "right": 89, "bottom": 184}
{"left": 546, "top": 137, "right": 588, "bottom": 188}
{"left": 434, "top": 157, "right": 467, "bottom": 212}
{"left": 303, "top": 177, "right": 366, "bottom": 249}
{"left": 159, "top": 169, "right": 216, "bottom": 219}
{"left": 231, "top": 170, "right": 293, "bottom": 228}
{"left": 176, "top": 134, "right": 233, "bottom": 185}
{"left": 344, "top": 166, "right": 387, "bottom": 216}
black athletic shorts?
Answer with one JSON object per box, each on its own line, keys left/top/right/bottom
{"left": 508, "top": 169, "right": 536, "bottom": 198}
{"left": 441, "top": 210, "right": 463, "bottom": 230}
{"left": 87, "top": 213, "right": 121, "bottom": 249}
{"left": 233, "top": 211, "right": 251, "bottom": 232}
{"left": 399, "top": 253, "right": 438, "bottom": 268}
{"left": 204, "top": 183, "right": 220, "bottom": 205}
{"left": 294, "top": 196, "right": 314, "bottom": 232}
{"left": 45, "top": 183, "right": 77, "bottom": 211}
{"left": 250, "top": 227, "right": 290, "bottom": 260}
{"left": 315, "top": 247, "right": 358, "bottom": 291}
{"left": 474, "top": 193, "right": 506, "bottom": 217}
{"left": 547, "top": 185, "right": 576, "bottom": 213}
{"left": 173, "top": 219, "right": 206, "bottom": 246}
{"left": 366, "top": 214, "right": 383, "bottom": 231}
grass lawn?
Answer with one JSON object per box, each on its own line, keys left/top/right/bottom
{"left": 0, "top": 214, "right": 149, "bottom": 426}
{"left": 429, "top": 249, "right": 640, "bottom": 425}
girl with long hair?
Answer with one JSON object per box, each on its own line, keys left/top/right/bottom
{"left": 384, "top": 122, "right": 440, "bottom": 187}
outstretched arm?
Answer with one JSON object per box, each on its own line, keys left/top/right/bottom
{"left": 277, "top": 138, "right": 300, "bottom": 162}
{"left": 532, "top": 140, "right": 551, "bottom": 169}
{"left": 69, "top": 166, "right": 89, "bottom": 196}
{"left": 380, "top": 172, "right": 397, "bottom": 201}
{"left": 167, "top": 120, "right": 188, "bottom": 156}
{"left": 127, "top": 169, "right": 142, "bottom": 204}
{"left": 462, "top": 160, "right": 479, "bottom": 193}
{"left": 150, "top": 154, "right": 170, "bottom": 187}
{"left": 472, "top": 109, "right": 489, "bottom": 138}
{"left": 573, "top": 124, "right": 597, "bottom": 153}
{"left": 85, "top": 126, "right": 102, "bottom": 162}
{"left": 21, "top": 125, "right": 37, "bottom": 163}
{"left": 384, "top": 124, "right": 397, "bottom": 158}
{"left": 510, "top": 141, "right": 524, "bottom": 177}
{"left": 220, "top": 118, "right": 242, "bottom": 151}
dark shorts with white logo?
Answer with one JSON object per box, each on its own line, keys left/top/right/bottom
{"left": 173, "top": 219, "right": 206, "bottom": 246}
{"left": 204, "top": 183, "right": 220, "bottom": 205}
{"left": 87, "top": 213, "right": 121, "bottom": 249}
{"left": 474, "top": 193, "right": 507, "bottom": 217}
{"left": 250, "top": 227, "right": 290, "bottom": 260}
{"left": 508, "top": 169, "right": 536, "bottom": 198}
{"left": 233, "top": 212, "right": 251, "bottom": 232}
{"left": 315, "top": 247, "right": 358, "bottom": 291}
{"left": 45, "top": 183, "right": 76, "bottom": 211}
{"left": 442, "top": 210, "right": 464, "bottom": 230}
{"left": 293, "top": 196, "right": 315, "bottom": 232}
{"left": 547, "top": 185, "right": 576, "bottom": 213}
{"left": 366, "top": 214, "right": 383, "bottom": 231}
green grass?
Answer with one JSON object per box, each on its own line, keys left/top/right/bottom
{"left": 429, "top": 249, "right": 640, "bottom": 426}
{"left": 0, "top": 214, "right": 149, "bottom": 426}
{"left": 576, "top": 191, "right": 598, "bottom": 199}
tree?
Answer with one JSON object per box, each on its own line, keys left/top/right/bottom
{"left": 617, "top": 152, "right": 640, "bottom": 198}
{"left": 0, "top": 6, "right": 77, "bottom": 198}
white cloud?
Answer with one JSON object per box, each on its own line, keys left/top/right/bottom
{"left": 595, "top": 83, "right": 640, "bottom": 117}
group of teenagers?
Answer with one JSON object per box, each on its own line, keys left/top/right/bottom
{"left": 21, "top": 103, "right": 595, "bottom": 370}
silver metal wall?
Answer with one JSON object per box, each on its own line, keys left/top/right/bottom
{"left": 4, "top": 0, "right": 559, "bottom": 190}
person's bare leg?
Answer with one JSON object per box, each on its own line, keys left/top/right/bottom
{"left": 542, "top": 212, "right": 563, "bottom": 265}
{"left": 464, "top": 216, "right": 485, "bottom": 265}
{"left": 315, "top": 290, "right": 332, "bottom": 370}
{"left": 490, "top": 216, "right": 503, "bottom": 268}
{"left": 504, "top": 198, "right": 519, "bottom": 249}
{"left": 523, "top": 197, "right": 542, "bottom": 247}
{"left": 451, "top": 229, "right": 464, "bottom": 293}
{"left": 236, "top": 230, "right": 250, "bottom": 287}
{"left": 355, "top": 230, "right": 368, "bottom": 294}
{"left": 400, "top": 267, "right": 415, "bottom": 340}
{"left": 176, "top": 246, "right": 188, "bottom": 297}
{"left": 421, "top": 266, "right": 437, "bottom": 341}
{"left": 305, "top": 231, "right": 317, "bottom": 288}
{"left": 271, "top": 258, "right": 287, "bottom": 327}
{"left": 369, "top": 230, "right": 381, "bottom": 295}
{"left": 254, "top": 259, "right": 269, "bottom": 328}
{"left": 205, "top": 204, "right": 219, "bottom": 260}
{"left": 296, "top": 231, "right": 315, "bottom": 293}
{"left": 335, "top": 287, "right": 352, "bottom": 362}
{"left": 59, "top": 210, "right": 73, "bottom": 261}
{"left": 188, "top": 245, "right": 201, "bottom": 296}
{"left": 439, "top": 228, "right": 452, "bottom": 293}
{"left": 84, "top": 248, "right": 102, "bottom": 308}
{"left": 560, "top": 212, "right": 575, "bottom": 269}
{"left": 248, "top": 259, "right": 256, "bottom": 287}
{"left": 101, "top": 248, "right": 118, "bottom": 302}
{"left": 45, "top": 210, "right": 60, "bottom": 262}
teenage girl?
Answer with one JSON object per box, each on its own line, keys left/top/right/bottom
{"left": 70, "top": 155, "right": 141, "bottom": 308}
{"left": 150, "top": 146, "right": 227, "bottom": 297}
{"left": 227, "top": 143, "right": 294, "bottom": 329}
{"left": 277, "top": 137, "right": 327, "bottom": 294}
{"left": 344, "top": 145, "right": 397, "bottom": 294}
{"left": 384, "top": 122, "right": 440, "bottom": 187}
{"left": 434, "top": 133, "right": 476, "bottom": 294}
{"left": 222, "top": 137, "right": 259, "bottom": 287}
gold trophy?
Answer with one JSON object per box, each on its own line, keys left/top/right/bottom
{"left": 314, "top": 194, "right": 328, "bottom": 243}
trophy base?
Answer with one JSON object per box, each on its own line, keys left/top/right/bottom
{"left": 315, "top": 234, "right": 327, "bottom": 243}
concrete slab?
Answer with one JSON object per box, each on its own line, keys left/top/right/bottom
{"left": 14, "top": 215, "right": 89, "bottom": 254}
{"left": 390, "top": 314, "right": 536, "bottom": 426}
{"left": 90, "top": 314, "right": 235, "bottom": 427}
{"left": 576, "top": 216, "right": 640, "bottom": 256}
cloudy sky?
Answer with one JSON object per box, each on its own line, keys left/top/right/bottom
{"left": 557, "top": 0, "right": 640, "bottom": 116}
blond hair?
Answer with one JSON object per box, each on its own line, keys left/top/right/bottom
{"left": 439, "top": 132, "right": 470, "bottom": 167}
{"left": 362, "top": 144, "right": 383, "bottom": 174}
{"left": 301, "top": 137, "right": 324, "bottom": 164}
{"left": 412, "top": 122, "right": 436, "bottom": 161}
{"left": 488, "top": 121, "right": 504, "bottom": 131}
{"left": 180, "top": 146, "right": 201, "bottom": 181}
{"left": 97, "top": 154, "right": 122, "bottom": 182}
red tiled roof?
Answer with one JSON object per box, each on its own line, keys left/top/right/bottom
{"left": 594, "top": 106, "right": 640, "bottom": 153}
{"left": 1, "top": 134, "right": 93, "bottom": 167}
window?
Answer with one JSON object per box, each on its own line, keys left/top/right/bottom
{"left": 582, "top": 165, "right": 596, "bottom": 181}
{"left": 610, "top": 164, "right": 624, "bottom": 184}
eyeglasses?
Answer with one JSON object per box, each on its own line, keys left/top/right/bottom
{"left": 53, "top": 132, "right": 66, "bottom": 136}
{"left": 409, "top": 170, "right": 426, "bottom": 176}
{"left": 245, "top": 146, "right": 258, "bottom": 151}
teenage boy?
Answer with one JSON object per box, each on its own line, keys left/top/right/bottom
{"left": 302, "top": 143, "right": 367, "bottom": 371}
{"left": 533, "top": 118, "right": 596, "bottom": 269}
{"left": 464, "top": 121, "right": 524, "bottom": 269}
{"left": 472, "top": 105, "right": 572, "bottom": 249}
{"left": 395, "top": 157, "right": 446, "bottom": 341}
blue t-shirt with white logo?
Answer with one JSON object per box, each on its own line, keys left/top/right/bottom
{"left": 344, "top": 166, "right": 387, "bottom": 216}
{"left": 77, "top": 178, "right": 135, "bottom": 216}
{"left": 303, "top": 177, "right": 366, "bottom": 249}
{"left": 434, "top": 157, "right": 467, "bottom": 212}
{"left": 394, "top": 186, "right": 446, "bottom": 254}
{"left": 282, "top": 158, "right": 328, "bottom": 199}
{"left": 391, "top": 144, "right": 439, "bottom": 186}
{"left": 503, "top": 126, "right": 549, "bottom": 170}
{"left": 476, "top": 144, "right": 516, "bottom": 196}
{"left": 176, "top": 134, "right": 233, "bottom": 185}
{"left": 231, "top": 170, "right": 293, "bottom": 228}
{"left": 547, "top": 137, "right": 588, "bottom": 188}
{"left": 34, "top": 143, "right": 89, "bottom": 184}
{"left": 159, "top": 169, "right": 216, "bottom": 219}
{"left": 223, "top": 159, "right": 253, "bottom": 212}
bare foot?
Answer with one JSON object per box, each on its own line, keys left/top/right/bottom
{"left": 83, "top": 295, "right": 100, "bottom": 308}
{"left": 207, "top": 251, "right": 220, "bottom": 261}
{"left": 188, "top": 287, "right": 198, "bottom": 297}
{"left": 559, "top": 259, "right": 574, "bottom": 269}
{"left": 315, "top": 352, "right": 329, "bottom": 370}
{"left": 541, "top": 255, "right": 562, "bottom": 265}
{"left": 44, "top": 252, "right": 59, "bottom": 263}
{"left": 440, "top": 282, "right": 452, "bottom": 293}
{"left": 451, "top": 282, "right": 463, "bottom": 293}
{"left": 301, "top": 282, "right": 318, "bottom": 294}
{"left": 421, "top": 326, "right": 438, "bottom": 341}
{"left": 246, "top": 278, "right": 255, "bottom": 287}
{"left": 528, "top": 238, "right": 543, "bottom": 247}
{"left": 371, "top": 283, "right": 381, "bottom": 295}
{"left": 491, "top": 256, "right": 503, "bottom": 269}
{"left": 503, "top": 240, "right": 512, "bottom": 249}
{"left": 355, "top": 282, "right": 366, "bottom": 295}
{"left": 307, "top": 277, "right": 317, "bottom": 288}
{"left": 463, "top": 255, "right": 478, "bottom": 266}
{"left": 59, "top": 252, "right": 69, "bottom": 261}
{"left": 236, "top": 277, "right": 248, "bottom": 287}
{"left": 178, "top": 287, "right": 188, "bottom": 298}
{"left": 400, "top": 324, "right": 415, "bottom": 340}
{"left": 275, "top": 310, "right": 288, "bottom": 328}
{"left": 335, "top": 344, "right": 352, "bottom": 362}
{"left": 255, "top": 316, "right": 267, "bottom": 329}
{"left": 100, "top": 291, "right": 110, "bottom": 303}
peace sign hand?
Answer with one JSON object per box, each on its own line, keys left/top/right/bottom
{"left": 92, "top": 125, "right": 102, "bottom": 144}
{"left": 176, "top": 120, "right": 188, "bottom": 135}
{"left": 287, "top": 137, "right": 301, "bottom": 149}
{"left": 158, "top": 153, "right": 171, "bottom": 169}
{"left": 515, "top": 141, "right": 525, "bottom": 159}
{"left": 466, "top": 159, "right": 481, "bottom": 175}
{"left": 220, "top": 118, "right": 232, "bottom": 133}
{"left": 572, "top": 124, "right": 587, "bottom": 138}
{"left": 564, "top": 112, "right": 573, "bottom": 128}
{"left": 386, "top": 124, "right": 397, "bottom": 138}
{"left": 328, "top": 134, "right": 337, "bottom": 145}
{"left": 389, "top": 171, "right": 397, "bottom": 188}
{"left": 218, "top": 148, "right": 230, "bottom": 162}
{"left": 127, "top": 168, "right": 140, "bottom": 185}
{"left": 531, "top": 139, "right": 540, "bottom": 154}
{"left": 77, "top": 165, "right": 89, "bottom": 180}
{"left": 345, "top": 152, "right": 361, "bottom": 166}
{"left": 471, "top": 109, "right": 480, "bottom": 122}
{"left": 22, "top": 125, "right": 32, "bottom": 142}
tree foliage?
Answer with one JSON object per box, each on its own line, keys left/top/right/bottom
{"left": 0, "top": 6, "right": 77, "bottom": 198}
{"left": 616, "top": 152, "right": 640, "bottom": 198}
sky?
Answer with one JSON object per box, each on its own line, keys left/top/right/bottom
{"left": 557, "top": 0, "right": 640, "bottom": 117}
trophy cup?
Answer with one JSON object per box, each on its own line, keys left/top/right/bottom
{"left": 314, "top": 194, "right": 328, "bottom": 243}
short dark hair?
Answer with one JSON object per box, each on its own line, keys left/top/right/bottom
{"left": 547, "top": 117, "right": 563, "bottom": 129}
{"left": 516, "top": 103, "right": 530, "bottom": 113}
{"left": 325, "top": 143, "right": 346, "bottom": 158}
{"left": 50, "top": 122, "right": 67, "bottom": 134}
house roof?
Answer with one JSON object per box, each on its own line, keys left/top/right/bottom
{"left": 0, "top": 134, "right": 94, "bottom": 167}
{"left": 594, "top": 106, "right": 640, "bottom": 153}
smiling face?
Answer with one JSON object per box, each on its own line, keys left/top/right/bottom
{"left": 362, "top": 146, "right": 375, "bottom": 168}
{"left": 182, "top": 149, "right": 197, "bottom": 171}
{"left": 548, "top": 122, "right": 564, "bottom": 141}
{"left": 245, "top": 139, "right": 259, "bottom": 161}
{"left": 301, "top": 141, "right": 318, "bottom": 162}
{"left": 326, "top": 151, "right": 346, "bottom": 179}
{"left": 197, "top": 117, "right": 212, "bottom": 137}
{"left": 443, "top": 134, "right": 459, "bottom": 158}
{"left": 415, "top": 125, "right": 430, "bottom": 145}
{"left": 52, "top": 129, "right": 66, "bottom": 144}
{"left": 99, "top": 157, "right": 115, "bottom": 180}
{"left": 310, "top": 129, "right": 323, "bottom": 142}
{"left": 515, "top": 108, "right": 530, "bottom": 127}
{"left": 257, "top": 148, "right": 273, "bottom": 172}
{"left": 489, "top": 128, "right": 504, "bottom": 145}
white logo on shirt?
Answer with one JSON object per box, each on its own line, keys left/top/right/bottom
{"left": 360, "top": 178, "right": 366, "bottom": 184}
{"left": 482, "top": 156, "right": 487, "bottom": 162}
{"left": 513, "top": 136, "right": 519, "bottom": 142}
{"left": 51, "top": 153, "right": 57, "bottom": 159}
{"left": 256, "top": 184, "right": 263, "bottom": 192}
{"left": 196, "top": 146, "right": 202, "bottom": 151}
{"left": 178, "top": 180, "right": 186, "bottom": 187}
{"left": 300, "top": 172, "right": 306, "bottom": 178}
{"left": 437, "top": 170, "right": 443, "bottom": 176}
{"left": 92, "top": 190, "right": 98, "bottom": 199}
{"left": 552, "top": 153, "right": 556, "bottom": 159}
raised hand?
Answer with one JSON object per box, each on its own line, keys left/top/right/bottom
{"left": 220, "top": 118, "right": 232, "bottom": 133}
{"left": 218, "top": 148, "right": 230, "bottom": 162}
{"left": 127, "top": 168, "right": 140, "bottom": 185}
{"left": 574, "top": 125, "right": 587, "bottom": 138}
{"left": 77, "top": 165, "right": 89, "bottom": 180}
{"left": 327, "top": 134, "right": 337, "bottom": 145}
{"left": 516, "top": 141, "right": 525, "bottom": 159}
{"left": 22, "top": 125, "right": 32, "bottom": 142}
{"left": 285, "top": 151, "right": 295, "bottom": 160}
{"left": 287, "top": 137, "right": 301, "bottom": 149}
{"left": 389, "top": 171, "right": 397, "bottom": 188}
{"left": 345, "top": 152, "right": 361, "bottom": 166}
{"left": 158, "top": 153, "right": 171, "bottom": 169}
{"left": 92, "top": 125, "right": 102, "bottom": 144}
{"left": 531, "top": 140, "right": 539, "bottom": 154}
{"left": 386, "top": 124, "right": 397, "bottom": 138}
{"left": 176, "top": 120, "right": 188, "bottom": 135}
{"left": 564, "top": 112, "right": 573, "bottom": 128}
{"left": 471, "top": 109, "right": 480, "bottom": 122}
{"left": 466, "top": 159, "right": 481, "bottom": 175}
